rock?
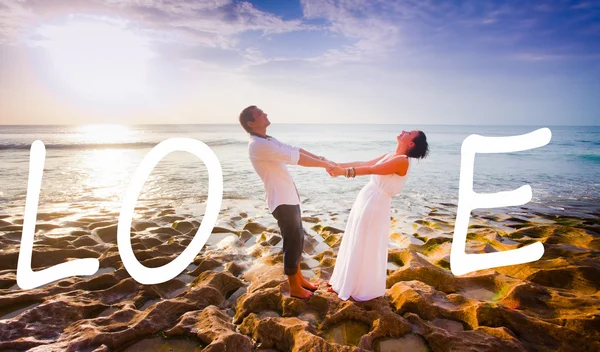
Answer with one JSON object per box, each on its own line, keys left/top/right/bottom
{"left": 406, "top": 313, "right": 527, "bottom": 352}
{"left": 189, "top": 258, "right": 223, "bottom": 276}
{"left": 240, "top": 315, "right": 326, "bottom": 351}
{"left": 239, "top": 230, "right": 253, "bottom": 243}
{"left": 321, "top": 226, "right": 344, "bottom": 234}
{"left": 243, "top": 222, "right": 268, "bottom": 234}
{"left": 266, "top": 234, "right": 282, "bottom": 246}
{"left": 212, "top": 226, "right": 237, "bottom": 234}
{"left": 93, "top": 224, "right": 119, "bottom": 243}
{"left": 172, "top": 220, "right": 195, "bottom": 233}
{"left": 0, "top": 271, "right": 16, "bottom": 289}
{"left": 149, "top": 227, "right": 182, "bottom": 237}
{"left": 225, "top": 262, "right": 247, "bottom": 277}
{"left": 132, "top": 221, "right": 158, "bottom": 231}
{"left": 158, "top": 209, "right": 176, "bottom": 217}
{"left": 88, "top": 221, "right": 114, "bottom": 230}
{"left": 165, "top": 306, "right": 253, "bottom": 351}
{"left": 156, "top": 215, "right": 186, "bottom": 224}
{"left": 72, "top": 235, "right": 100, "bottom": 247}
{"left": 302, "top": 216, "right": 321, "bottom": 223}
{"left": 323, "top": 233, "right": 341, "bottom": 248}
{"left": 190, "top": 271, "right": 246, "bottom": 299}
{"left": 386, "top": 249, "right": 459, "bottom": 294}
{"left": 0, "top": 206, "right": 598, "bottom": 352}
{"left": 0, "top": 225, "right": 22, "bottom": 232}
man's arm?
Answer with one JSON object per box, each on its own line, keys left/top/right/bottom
{"left": 298, "top": 153, "right": 332, "bottom": 168}
{"left": 269, "top": 138, "right": 333, "bottom": 167}
{"left": 300, "top": 148, "right": 324, "bottom": 160}
{"left": 250, "top": 140, "right": 332, "bottom": 168}
{"left": 250, "top": 140, "right": 300, "bottom": 165}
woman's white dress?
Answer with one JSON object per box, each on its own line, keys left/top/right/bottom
{"left": 329, "top": 153, "right": 410, "bottom": 301}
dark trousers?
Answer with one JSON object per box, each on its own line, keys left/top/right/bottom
{"left": 272, "top": 204, "right": 305, "bottom": 276}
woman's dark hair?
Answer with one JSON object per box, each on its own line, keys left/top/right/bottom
{"left": 407, "top": 130, "right": 429, "bottom": 159}
{"left": 239, "top": 105, "right": 256, "bottom": 134}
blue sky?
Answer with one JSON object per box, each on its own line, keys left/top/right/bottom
{"left": 0, "top": 0, "right": 598, "bottom": 125}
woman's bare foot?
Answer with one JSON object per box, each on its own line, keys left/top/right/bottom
{"left": 290, "top": 286, "right": 313, "bottom": 299}
{"left": 327, "top": 286, "right": 337, "bottom": 294}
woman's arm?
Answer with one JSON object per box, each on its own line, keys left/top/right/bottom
{"left": 329, "top": 155, "right": 408, "bottom": 177}
{"left": 336, "top": 153, "right": 388, "bottom": 168}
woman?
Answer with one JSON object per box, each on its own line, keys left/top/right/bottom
{"left": 326, "top": 130, "right": 429, "bottom": 301}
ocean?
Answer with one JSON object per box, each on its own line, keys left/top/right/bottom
{"left": 0, "top": 124, "right": 598, "bottom": 219}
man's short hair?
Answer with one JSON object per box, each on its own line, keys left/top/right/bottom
{"left": 239, "top": 105, "right": 256, "bottom": 134}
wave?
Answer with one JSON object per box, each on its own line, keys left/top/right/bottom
{"left": 0, "top": 142, "right": 158, "bottom": 150}
{"left": 0, "top": 139, "right": 245, "bottom": 151}
{"left": 575, "top": 140, "right": 600, "bottom": 145}
{"left": 578, "top": 154, "right": 600, "bottom": 163}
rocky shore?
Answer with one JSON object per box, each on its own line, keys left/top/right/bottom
{"left": 0, "top": 201, "right": 599, "bottom": 351}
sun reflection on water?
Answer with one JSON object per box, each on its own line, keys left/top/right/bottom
{"left": 81, "top": 149, "right": 138, "bottom": 202}
{"left": 76, "top": 124, "right": 133, "bottom": 144}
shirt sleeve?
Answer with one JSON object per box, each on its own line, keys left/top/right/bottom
{"left": 250, "top": 139, "right": 300, "bottom": 165}
{"left": 273, "top": 138, "right": 300, "bottom": 153}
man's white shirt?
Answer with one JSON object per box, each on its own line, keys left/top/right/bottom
{"left": 248, "top": 135, "right": 301, "bottom": 213}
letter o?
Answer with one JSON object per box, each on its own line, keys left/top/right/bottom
{"left": 117, "top": 138, "right": 223, "bottom": 285}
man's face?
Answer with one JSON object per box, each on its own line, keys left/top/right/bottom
{"left": 249, "top": 107, "right": 271, "bottom": 130}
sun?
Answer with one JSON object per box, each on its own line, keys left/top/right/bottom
{"left": 36, "top": 17, "right": 155, "bottom": 105}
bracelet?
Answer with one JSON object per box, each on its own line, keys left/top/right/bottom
{"left": 345, "top": 167, "right": 356, "bottom": 178}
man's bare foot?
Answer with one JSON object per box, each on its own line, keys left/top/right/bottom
{"left": 300, "top": 277, "right": 318, "bottom": 291}
{"left": 296, "top": 264, "right": 318, "bottom": 291}
{"left": 290, "top": 286, "right": 313, "bottom": 299}
{"left": 288, "top": 271, "right": 314, "bottom": 299}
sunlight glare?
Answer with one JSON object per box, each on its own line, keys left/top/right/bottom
{"left": 37, "top": 18, "right": 155, "bottom": 104}
{"left": 82, "top": 149, "right": 136, "bottom": 202}
{"left": 77, "top": 124, "right": 132, "bottom": 143}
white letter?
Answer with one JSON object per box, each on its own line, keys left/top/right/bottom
{"left": 17, "top": 141, "right": 99, "bottom": 289}
{"left": 117, "top": 138, "right": 223, "bottom": 285}
{"left": 451, "top": 128, "right": 551, "bottom": 276}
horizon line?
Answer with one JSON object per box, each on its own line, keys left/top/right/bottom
{"left": 1, "top": 123, "right": 599, "bottom": 127}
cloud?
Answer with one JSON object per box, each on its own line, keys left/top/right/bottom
{"left": 0, "top": 0, "right": 322, "bottom": 77}
{"left": 1, "top": 0, "right": 599, "bottom": 71}
{"left": 0, "top": 0, "right": 37, "bottom": 44}
{"left": 511, "top": 52, "right": 600, "bottom": 62}
{"left": 300, "top": 0, "right": 400, "bottom": 64}
{"left": 0, "top": 0, "right": 309, "bottom": 48}
{"left": 120, "top": 0, "right": 309, "bottom": 48}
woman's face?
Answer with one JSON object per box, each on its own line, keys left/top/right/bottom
{"left": 396, "top": 130, "right": 418, "bottom": 147}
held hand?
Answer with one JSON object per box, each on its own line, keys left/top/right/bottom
{"left": 319, "top": 156, "right": 337, "bottom": 168}
{"left": 327, "top": 165, "right": 344, "bottom": 177}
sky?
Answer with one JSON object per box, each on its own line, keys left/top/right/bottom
{"left": 0, "top": 0, "right": 598, "bottom": 125}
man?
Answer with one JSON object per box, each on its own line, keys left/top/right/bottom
{"left": 239, "top": 105, "right": 335, "bottom": 299}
